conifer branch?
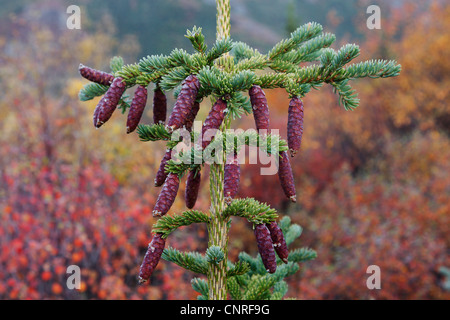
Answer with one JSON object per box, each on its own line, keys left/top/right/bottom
{"left": 152, "top": 210, "right": 210, "bottom": 238}
{"left": 227, "top": 260, "right": 251, "bottom": 277}
{"left": 206, "top": 246, "right": 225, "bottom": 265}
{"left": 206, "top": 37, "right": 234, "bottom": 63}
{"left": 79, "top": 83, "right": 108, "bottom": 101}
{"left": 137, "top": 124, "right": 171, "bottom": 142}
{"left": 242, "top": 274, "right": 277, "bottom": 300}
{"left": 162, "top": 247, "right": 209, "bottom": 274}
{"left": 223, "top": 198, "right": 278, "bottom": 224}
{"left": 185, "top": 26, "right": 208, "bottom": 54}
{"left": 227, "top": 277, "right": 243, "bottom": 300}
{"left": 191, "top": 278, "right": 209, "bottom": 300}
{"left": 110, "top": 56, "right": 125, "bottom": 73}
{"left": 288, "top": 248, "right": 318, "bottom": 263}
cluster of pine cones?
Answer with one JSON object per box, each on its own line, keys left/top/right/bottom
{"left": 80, "top": 64, "right": 304, "bottom": 282}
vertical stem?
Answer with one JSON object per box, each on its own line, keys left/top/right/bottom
{"left": 207, "top": 0, "right": 231, "bottom": 300}
{"left": 216, "top": 0, "right": 231, "bottom": 42}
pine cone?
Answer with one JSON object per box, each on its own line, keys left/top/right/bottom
{"left": 138, "top": 233, "right": 166, "bottom": 284}
{"left": 93, "top": 102, "right": 102, "bottom": 127}
{"left": 127, "top": 85, "right": 148, "bottom": 134}
{"left": 254, "top": 224, "right": 277, "bottom": 274}
{"left": 224, "top": 153, "right": 240, "bottom": 204}
{"left": 287, "top": 96, "right": 304, "bottom": 157}
{"left": 79, "top": 64, "right": 114, "bottom": 86}
{"left": 201, "top": 98, "right": 227, "bottom": 150}
{"left": 166, "top": 75, "right": 200, "bottom": 133}
{"left": 266, "top": 221, "right": 289, "bottom": 264}
{"left": 185, "top": 170, "right": 201, "bottom": 209}
{"left": 153, "top": 87, "right": 167, "bottom": 125}
{"left": 249, "top": 85, "right": 270, "bottom": 133}
{"left": 153, "top": 173, "right": 180, "bottom": 217}
{"left": 154, "top": 150, "right": 172, "bottom": 187}
{"left": 96, "top": 77, "right": 127, "bottom": 128}
{"left": 185, "top": 101, "right": 200, "bottom": 133}
{"left": 278, "top": 151, "right": 297, "bottom": 202}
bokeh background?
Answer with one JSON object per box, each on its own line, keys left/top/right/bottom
{"left": 0, "top": 0, "right": 448, "bottom": 300}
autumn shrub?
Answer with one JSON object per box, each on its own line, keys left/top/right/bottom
{"left": 236, "top": 1, "right": 450, "bottom": 300}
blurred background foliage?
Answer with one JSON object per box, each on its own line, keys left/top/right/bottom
{"left": 0, "top": 0, "right": 448, "bottom": 300}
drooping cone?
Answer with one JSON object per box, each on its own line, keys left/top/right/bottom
{"left": 127, "top": 85, "right": 148, "bottom": 134}
{"left": 153, "top": 87, "right": 167, "bottom": 125}
{"left": 266, "top": 221, "right": 289, "bottom": 264}
{"left": 138, "top": 233, "right": 166, "bottom": 284}
{"left": 249, "top": 85, "right": 270, "bottom": 133}
{"left": 201, "top": 99, "right": 227, "bottom": 150}
{"left": 154, "top": 150, "right": 172, "bottom": 187}
{"left": 93, "top": 103, "right": 102, "bottom": 127}
{"left": 79, "top": 64, "right": 115, "bottom": 86}
{"left": 278, "top": 151, "right": 297, "bottom": 203}
{"left": 96, "top": 77, "right": 127, "bottom": 128}
{"left": 166, "top": 75, "right": 200, "bottom": 133}
{"left": 224, "top": 153, "right": 240, "bottom": 204}
{"left": 185, "top": 170, "right": 201, "bottom": 209}
{"left": 287, "top": 96, "right": 304, "bottom": 157}
{"left": 153, "top": 173, "right": 180, "bottom": 217}
{"left": 254, "top": 224, "right": 277, "bottom": 274}
{"left": 184, "top": 101, "right": 200, "bottom": 133}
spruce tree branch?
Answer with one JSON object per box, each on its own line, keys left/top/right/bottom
{"left": 227, "top": 260, "right": 251, "bottom": 277}
{"left": 110, "top": 56, "right": 125, "bottom": 73}
{"left": 162, "top": 247, "right": 209, "bottom": 274}
{"left": 268, "top": 22, "right": 323, "bottom": 61}
{"left": 79, "top": 83, "right": 108, "bottom": 101}
{"left": 242, "top": 274, "right": 277, "bottom": 300}
{"left": 223, "top": 198, "right": 278, "bottom": 224}
{"left": 206, "top": 37, "right": 234, "bottom": 64}
{"left": 288, "top": 248, "right": 318, "bottom": 263}
{"left": 231, "top": 41, "right": 262, "bottom": 61}
{"left": 136, "top": 124, "right": 171, "bottom": 142}
{"left": 191, "top": 278, "right": 209, "bottom": 300}
{"left": 152, "top": 210, "right": 210, "bottom": 238}
{"left": 227, "top": 277, "right": 243, "bottom": 300}
{"left": 185, "top": 26, "right": 208, "bottom": 54}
